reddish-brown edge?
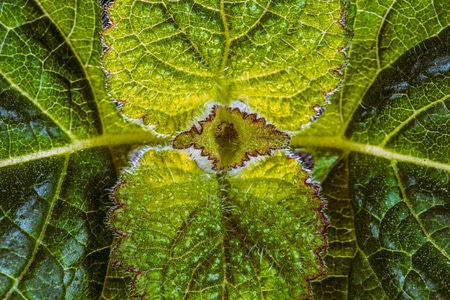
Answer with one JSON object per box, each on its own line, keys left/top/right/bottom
{"left": 302, "top": 1, "right": 352, "bottom": 298}
{"left": 173, "top": 105, "right": 291, "bottom": 171}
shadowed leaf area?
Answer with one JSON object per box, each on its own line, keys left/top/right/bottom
{"left": 0, "top": 0, "right": 154, "bottom": 298}
{"left": 3, "top": 0, "right": 449, "bottom": 298}
{"left": 311, "top": 25, "right": 450, "bottom": 300}
{"left": 0, "top": 0, "right": 117, "bottom": 298}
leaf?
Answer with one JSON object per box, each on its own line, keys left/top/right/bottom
{"left": 9, "top": 0, "right": 448, "bottom": 299}
{"left": 0, "top": 0, "right": 166, "bottom": 298}
{"left": 290, "top": 2, "right": 450, "bottom": 298}
{"left": 300, "top": 0, "right": 449, "bottom": 137}
{"left": 103, "top": 0, "right": 348, "bottom": 298}
{"left": 109, "top": 149, "right": 325, "bottom": 299}
{"left": 103, "top": 0, "right": 347, "bottom": 134}
{"left": 173, "top": 105, "right": 290, "bottom": 170}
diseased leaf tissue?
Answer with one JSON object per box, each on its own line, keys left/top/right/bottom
{"left": 0, "top": 0, "right": 449, "bottom": 299}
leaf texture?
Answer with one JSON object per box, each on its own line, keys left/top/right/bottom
{"left": 294, "top": 10, "right": 450, "bottom": 299}
{"left": 103, "top": 0, "right": 347, "bottom": 134}
{"left": 103, "top": 1, "right": 349, "bottom": 298}
{"left": 302, "top": 0, "right": 450, "bottom": 137}
{"left": 6, "top": 0, "right": 447, "bottom": 299}
{"left": 0, "top": 0, "right": 164, "bottom": 298}
{"left": 109, "top": 149, "right": 325, "bottom": 299}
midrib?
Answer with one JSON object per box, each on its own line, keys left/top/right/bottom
{"left": 291, "top": 135, "right": 450, "bottom": 172}
{"left": 0, "top": 132, "right": 170, "bottom": 168}
{"left": 4, "top": 132, "right": 448, "bottom": 173}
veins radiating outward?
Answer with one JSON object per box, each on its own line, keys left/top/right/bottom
{"left": 2, "top": 0, "right": 450, "bottom": 298}
{"left": 108, "top": 147, "right": 326, "bottom": 298}
{"left": 103, "top": 0, "right": 347, "bottom": 133}
{"left": 101, "top": 0, "right": 348, "bottom": 298}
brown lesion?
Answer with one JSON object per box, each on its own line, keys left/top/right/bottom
{"left": 173, "top": 105, "right": 290, "bottom": 171}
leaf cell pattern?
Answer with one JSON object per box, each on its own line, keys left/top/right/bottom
{"left": 109, "top": 149, "right": 325, "bottom": 299}
{"left": 0, "top": 0, "right": 120, "bottom": 298}
{"left": 3, "top": 0, "right": 449, "bottom": 299}
{"left": 310, "top": 18, "right": 450, "bottom": 300}
{"left": 103, "top": 1, "right": 347, "bottom": 298}
{"left": 103, "top": 0, "right": 347, "bottom": 134}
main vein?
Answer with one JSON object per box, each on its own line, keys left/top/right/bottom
{"left": 291, "top": 135, "right": 450, "bottom": 172}
{"left": 0, "top": 132, "right": 170, "bottom": 168}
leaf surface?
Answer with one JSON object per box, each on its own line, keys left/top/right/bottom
{"left": 7, "top": 0, "right": 447, "bottom": 299}
{"left": 290, "top": 1, "right": 450, "bottom": 298}
{"left": 0, "top": 0, "right": 165, "bottom": 298}
{"left": 103, "top": 0, "right": 349, "bottom": 298}
{"left": 103, "top": 0, "right": 347, "bottom": 134}
{"left": 301, "top": 0, "right": 450, "bottom": 137}
{"left": 109, "top": 149, "right": 325, "bottom": 299}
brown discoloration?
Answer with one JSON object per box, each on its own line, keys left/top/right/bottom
{"left": 106, "top": 179, "right": 147, "bottom": 299}
{"left": 173, "top": 105, "right": 290, "bottom": 171}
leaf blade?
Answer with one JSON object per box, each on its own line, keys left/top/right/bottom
{"left": 103, "top": 0, "right": 347, "bottom": 134}
{"left": 109, "top": 150, "right": 326, "bottom": 299}
{"left": 0, "top": 0, "right": 140, "bottom": 298}
{"left": 306, "top": 18, "right": 450, "bottom": 300}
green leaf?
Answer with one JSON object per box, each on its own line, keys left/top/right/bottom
{"left": 173, "top": 105, "right": 290, "bottom": 170}
{"left": 103, "top": 0, "right": 347, "bottom": 134}
{"left": 300, "top": 0, "right": 450, "bottom": 137}
{"left": 6, "top": 0, "right": 448, "bottom": 298}
{"left": 103, "top": 0, "right": 347, "bottom": 298}
{"left": 290, "top": 2, "right": 450, "bottom": 298}
{"left": 109, "top": 149, "right": 325, "bottom": 299}
{"left": 0, "top": 0, "right": 166, "bottom": 298}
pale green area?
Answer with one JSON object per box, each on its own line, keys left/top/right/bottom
{"left": 103, "top": 0, "right": 347, "bottom": 134}
{"left": 110, "top": 150, "right": 324, "bottom": 299}
{"left": 103, "top": 1, "right": 346, "bottom": 297}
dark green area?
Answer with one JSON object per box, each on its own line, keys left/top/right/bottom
{"left": 0, "top": 78, "right": 71, "bottom": 159}
{"left": 0, "top": 1, "right": 102, "bottom": 142}
{"left": 0, "top": 148, "right": 116, "bottom": 299}
{"left": 347, "top": 26, "right": 450, "bottom": 158}
{"left": 312, "top": 27, "right": 450, "bottom": 299}
{"left": 0, "top": 0, "right": 119, "bottom": 298}
{"left": 2, "top": 0, "right": 450, "bottom": 298}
